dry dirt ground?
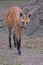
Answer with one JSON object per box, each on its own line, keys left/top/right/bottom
{"left": 0, "top": 0, "right": 43, "bottom": 65}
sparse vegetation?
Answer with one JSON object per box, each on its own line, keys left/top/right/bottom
{"left": 26, "top": 44, "right": 43, "bottom": 51}
{"left": 1, "top": 0, "right": 30, "bottom": 2}
{"left": 0, "top": 0, "right": 43, "bottom": 65}
{"left": 28, "top": 35, "right": 34, "bottom": 39}
{"left": 0, "top": 54, "right": 5, "bottom": 64}
{"left": 3, "top": 64, "right": 10, "bottom": 65}
{"left": 0, "top": 55, "right": 5, "bottom": 60}
{"left": 16, "top": 63, "right": 21, "bottom": 65}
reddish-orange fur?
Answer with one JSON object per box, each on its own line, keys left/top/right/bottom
{"left": 7, "top": 7, "right": 22, "bottom": 40}
{"left": 6, "top": 7, "right": 31, "bottom": 55}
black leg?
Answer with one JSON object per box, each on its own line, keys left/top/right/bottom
{"left": 9, "top": 32, "right": 11, "bottom": 48}
{"left": 17, "top": 38, "right": 21, "bottom": 55}
{"left": 13, "top": 34, "right": 16, "bottom": 48}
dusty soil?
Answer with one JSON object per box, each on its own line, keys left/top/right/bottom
{"left": 0, "top": 0, "right": 43, "bottom": 65}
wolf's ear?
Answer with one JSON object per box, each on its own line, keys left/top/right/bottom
{"left": 20, "top": 13, "right": 23, "bottom": 17}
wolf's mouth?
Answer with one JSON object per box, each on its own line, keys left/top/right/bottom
{"left": 17, "top": 24, "right": 27, "bottom": 29}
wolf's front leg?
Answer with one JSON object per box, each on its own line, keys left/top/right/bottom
{"left": 17, "top": 38, "right": 21, "bottom": 55}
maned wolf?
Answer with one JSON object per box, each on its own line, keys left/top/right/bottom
{"left": 6, "top": 7, "right": 31, "bottom": 55}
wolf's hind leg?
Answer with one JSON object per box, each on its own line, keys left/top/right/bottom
{"left": 13, "top": 34, "right": 17, "bottom": 48}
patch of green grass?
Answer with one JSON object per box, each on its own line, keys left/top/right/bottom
{"left": 23, "top": 0, "right": 30, "bottom": 2}
{"left": 26, "top": 45, "right": 30, "bottom": 48}
{"left": 0, "top": 54, "right": 5, "bottom": 64}
{"left": 1, "top": 0, "right": 30, "bottom": 2}
{"left": 16, "top": 63, "right": 21, "bottom": 65}
{"left": 0, "top": 55, "right": 5, "bottom": 60}
{"left": 28, "top": 35, "right": 34, "bottom": 39}
{"left": 3, "top": 64, "right": 10, "bottom": 65}
{"left": 32, "top": 47, "right": 40, "bottom": 50}
{"left": 0, "top": 0, "right": 30, "bottom": 6}
{"left": 26, "top": 44, "right": 43, "bottom": 51}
